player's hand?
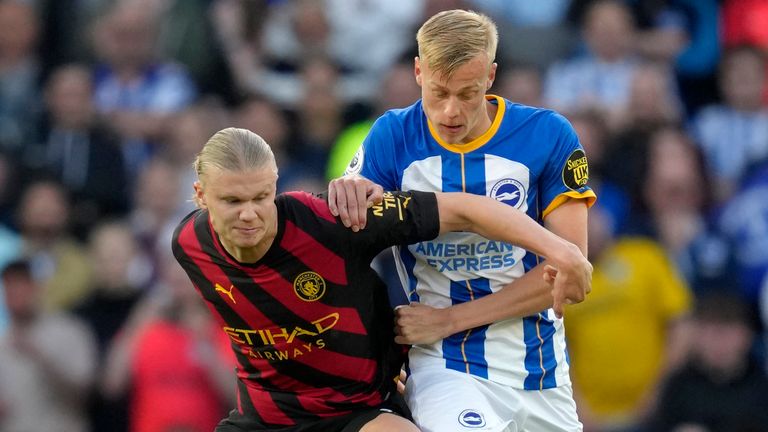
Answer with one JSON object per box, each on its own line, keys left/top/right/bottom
{"left": 395, "top": 369, "right": 407, "bottom": 394}
{"left": 544, "top": 243, "right": 593, "bottom": 318}
{"left": 394, "top": 303, "right": 453, "bottom": 345}
{"left": 327, "top": 175, "right": 383, "bottom": 232}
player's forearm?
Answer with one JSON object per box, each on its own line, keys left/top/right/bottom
{"left": 442, "top": 266, "right": 553, "bottom": 333}
{"left": 436, "top": 192, "right": 578, "bottom": 264}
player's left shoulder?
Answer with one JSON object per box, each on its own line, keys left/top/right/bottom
{"left": 282, "top": 191, "right": 337, "bottom": 224}
{"left": 502, "top": 99, "right": 573, "bottom": 134}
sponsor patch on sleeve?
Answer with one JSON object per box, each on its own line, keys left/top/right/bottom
{"left": 562, "top": 149, "right": 589, "bottom": 190}
{"left": 344, "top": 146, "right": 364, "bottom": 175}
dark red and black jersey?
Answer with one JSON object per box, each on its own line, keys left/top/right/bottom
{"left": 171, "top": 190, "right": 439, "bottom": 428}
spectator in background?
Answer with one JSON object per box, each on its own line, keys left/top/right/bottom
{"left": 691, "top": 45, "right": 768, "bottom": 202}
{"left": 496, "top": 63, "right": 544, "bottom": 107}
{"left": 603, "top": 124, "right": 730, "bottom": 293}
{"left": 721, "top": 0, "right": 768, "bottom": 102}
{"left": 129, "top": 157, "right": 188, "bottom": 285}
{"left": 469, "top": 0, "right": 576, "bottom": 69}
{"left": 91, "top": 2, "right": 197, "bottom": 179}
{"left": 634, "top": 0, "right": 721, "bottom": 114}
{"left": 16, "top": 179, "right": 92, "bottom": 312}
{"left": 26, "top": 64, "right": 129, "bottom": 239}
{"left": 0, "top": 0, "right": 42, "bottom": 155}
{"left": 544, "top": 0, "right": 640, "bottom": 114}
{"left": 232, "top": 96, "right": 307, "bottom": 192}
{"left": 567, "top": 204, "right": 692, "bottom": 432}
{"left": 608, "top": 61, "right": 683, "bottom": 132}
{"left": 75, "top": 220, "right": 151, "bottom": 356}
{"left": 101, "top": 252, "right": 235, "bottom": 432}
{"left": 635, "top": 127, "right": 718, "bottom": 288}
{"left": 0, "top": 259, "right": 97, "bottom": 432}
{"left": 226, "top": 0, "right": 422, "bottom": 107}
{"left": 163, "top": 101, "right": 228, "bottom": 203}
{"left": 716, "top": 161, "right": 768, "bottom": 304}
{"left": 326, "top": 59, "right": 421, "bottom": 180}
{"left": 130, "top": 0, "right": 236, "bottom": 101}
{"left": 651, "top": 291, "right": 768, "bottom": 432}
{"left": 75, "top": 221, "right": 152, "bottom": 432}
{"left": 288, "top": 55, "right": 345, "bottom": 184}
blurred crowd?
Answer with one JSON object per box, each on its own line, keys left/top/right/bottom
{"left": 0, "top": 0, "right": 767, "bottom": 431}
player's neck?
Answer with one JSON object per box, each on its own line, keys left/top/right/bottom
{"left": 224, "top": 237, "right": 274, "bottom": 263}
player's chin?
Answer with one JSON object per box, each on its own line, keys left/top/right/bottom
{"left": 233, "top": 233, "right": 263, "bottom": 247}
{"left": 438, "top": 127, "right": 465, "bottom": 143}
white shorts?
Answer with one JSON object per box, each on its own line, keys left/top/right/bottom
{"left": 404, "top": 365, "right": 582, "bottom": 432}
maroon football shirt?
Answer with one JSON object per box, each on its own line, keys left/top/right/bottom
{"left": 172, "top": 191, "right": 439, "bottom": 428}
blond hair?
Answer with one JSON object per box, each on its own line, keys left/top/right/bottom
{"left": 416, "top": 9, "right": 498, "bottom": 78}
{"left": 194, "top": 127, "right": 276, "bottom": 182}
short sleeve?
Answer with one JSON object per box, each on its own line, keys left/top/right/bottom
{"left": 539, "top": 112, "right": 596, "bottom": 218}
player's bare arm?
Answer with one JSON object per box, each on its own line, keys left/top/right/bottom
{"left": 394, "top": 195, "right": 591, "bottom": 345}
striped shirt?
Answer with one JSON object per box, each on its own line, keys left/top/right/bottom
{"left": 350, "top": 96, "right": 596, "bottom": 390}
{"left": 171, "top": 191, "right": 439, "bottom": 428}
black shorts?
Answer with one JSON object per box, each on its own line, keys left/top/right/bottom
{"left": 214, "top": 393, "right": 412, "bottom": 432}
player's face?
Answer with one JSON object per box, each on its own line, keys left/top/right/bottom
{"left": 416, "top": 53, "right": 497, "bottom": 144}
{"left": 195, "top": 165, "right": 278, "bottom": 261}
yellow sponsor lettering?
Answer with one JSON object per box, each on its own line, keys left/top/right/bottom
{"left": 223, "top": 327, "right": 244, "bottom": 343}
{"left": 266, "top": 327, "right": 293, "bottom": 344}
{"left": 567, "top": 157, "right": 587, "bottom": 169}
{"left": 247, "top": 339, "right": 327, "bottom": 362}
{"left": 383, "top": 195, "right": 397, "bottom": 210}
{"left": 223, "top": 313, "right": 340, "bottom": 348}
{"left": 371, "top": 193, "right": 410, "bottom": 221}
{"left": 313, "top": 312, "right": 339, "bottom": 333}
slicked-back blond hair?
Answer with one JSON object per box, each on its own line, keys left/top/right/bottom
{"left": 194, "top": 127, "right": 276, "bottom": 182}
{"left": 416, "top": 9, "right": 498, "bottom": 78}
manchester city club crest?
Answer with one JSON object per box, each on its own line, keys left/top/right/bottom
{"left": 293, "top": 271, "right": 326, "bottom": 302}
{"left": 490, "top": 178, "right": 526, "bottom": 208}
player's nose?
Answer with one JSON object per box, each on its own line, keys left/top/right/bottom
{"left": 239, "top": 203, "right": 260, "bottom": 221}
{"left": 444, "top": 97, "right": 460, "bottom": 118}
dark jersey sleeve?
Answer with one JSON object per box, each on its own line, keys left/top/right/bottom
{"left": 352, "top": 190, "right": 440, "bottom": 256}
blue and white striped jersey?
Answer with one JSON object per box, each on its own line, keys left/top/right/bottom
{"left": 348, "top": 95, "right": 596, "bottom": 390}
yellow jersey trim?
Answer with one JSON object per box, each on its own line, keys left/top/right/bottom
{"left": 428, "top": 95, "right": 505, "bottom": 154}
{"left": 542, "top": 190, "right": 597, "bottom": 219}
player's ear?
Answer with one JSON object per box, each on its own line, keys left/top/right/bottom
{"left": 487, "top": 62, "right": 497, "bottom": 89}
{"left": 414, "top": 56, "right": 423, "bottom": 86}
{"left": 193, "top": 181, "right": 207, "bottom": 208}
